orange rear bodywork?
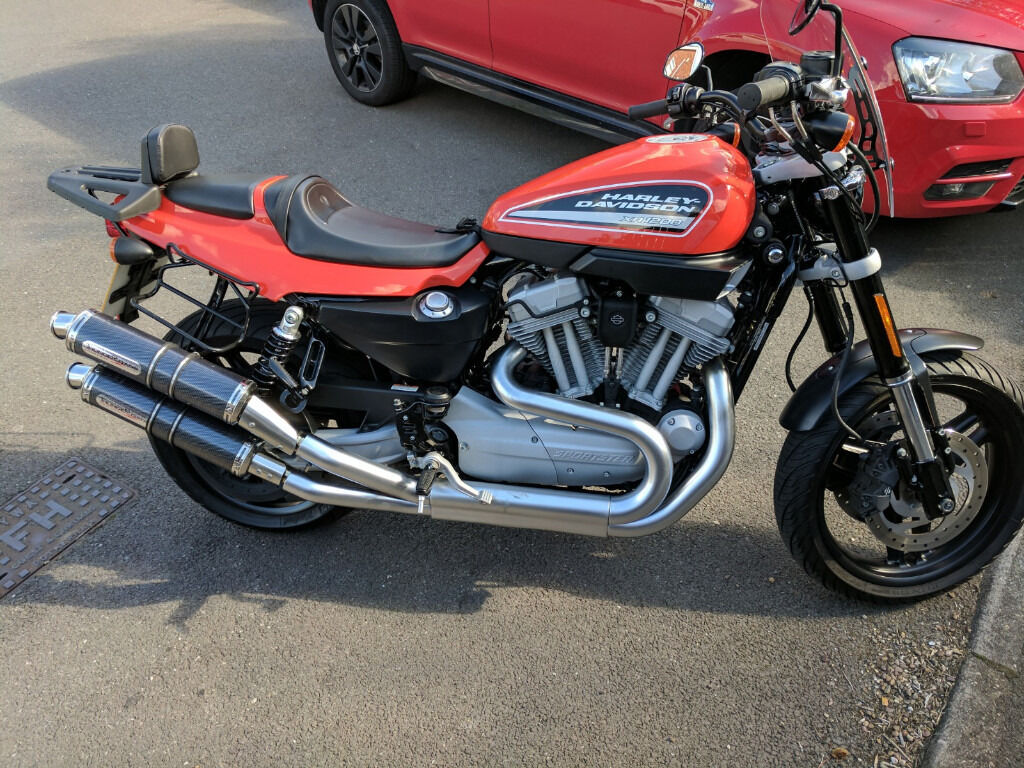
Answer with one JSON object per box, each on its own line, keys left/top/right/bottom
{"left": 121, "top": 176, "right": 489, "bottom": 301}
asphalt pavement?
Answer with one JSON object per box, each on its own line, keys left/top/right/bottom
{"left": 2, "top": 2, "right": 1023, "bottom": 766}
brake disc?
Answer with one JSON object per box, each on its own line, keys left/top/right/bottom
{"left": 835, "top": 414, "right": 988, "bottom": 552}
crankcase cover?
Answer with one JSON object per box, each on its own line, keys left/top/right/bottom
{"left": 483, "top": 135, "right": 756, "bottom": 256}
{"left": 445, "top": 388, "right": 643, "bottom": 487}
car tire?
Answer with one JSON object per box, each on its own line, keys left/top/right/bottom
{"left": 323, "top": 0, "right": 416, "bottom": 106}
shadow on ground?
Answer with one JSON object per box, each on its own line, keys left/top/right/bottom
{"left": 0, "top": 25, "right": 604, "bottom": 216}
{"left": 3, "top": 444, "right": 889, "bottom": 628}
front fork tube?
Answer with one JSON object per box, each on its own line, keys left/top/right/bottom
{"left": 808, "top": 282, "right": 847, "bottom": 356}
{"left": 818, "top": 194, "right": 955, "bottom": 518}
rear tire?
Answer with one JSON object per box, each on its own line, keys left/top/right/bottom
{"left": 150, "top": 300, "right": 345, "bottom": 531}
{"left": 774, "top": 351, "right": 1024, "bottom": 602}
{"left": 323, "top": 0, "right": 416, "bottom": 106}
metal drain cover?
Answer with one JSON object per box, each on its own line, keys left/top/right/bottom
{"left": 0, "top": 458, "right": 136, "bottom": 598}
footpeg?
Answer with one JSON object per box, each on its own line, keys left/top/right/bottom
{"left": 410, "top": 452, "right": 493, "bottom": 505}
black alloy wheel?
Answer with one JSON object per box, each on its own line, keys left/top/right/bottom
{"left": 774, "top": 351, "right": 1024, "bottom": 601}
{"left": 323, "top": 0, "right": 415, "bottom": 106}
{"left": 331, "top": 4, "right": 382, "bottom": 93}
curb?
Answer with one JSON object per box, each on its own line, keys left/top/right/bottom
{"left": 921, "top": 532, "right": 1024, "bottom": 768}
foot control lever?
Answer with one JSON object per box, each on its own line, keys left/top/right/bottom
{"left": 409, "top": 452, "right": 494, "bottom": 507}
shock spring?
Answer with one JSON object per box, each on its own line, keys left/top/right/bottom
{"left": 252, "top": 305, "right": 304, "bottom": 393}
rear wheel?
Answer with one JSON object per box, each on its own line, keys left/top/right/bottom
{"left": 774, "top": 351, "right": 1024, "bottom": 601}
{"left": 323, "top": 0, "right": 416, "bottom": 106}
{"left": 150, "top": 300, "right": 345, "bottom": 530}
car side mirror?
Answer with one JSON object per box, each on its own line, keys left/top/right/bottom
{"left": 663, "top": 43, "right": 705, "bottom": 81}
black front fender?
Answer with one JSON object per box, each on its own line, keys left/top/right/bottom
{"left": 779, "top": 328, "right": 984, "bottom": 432}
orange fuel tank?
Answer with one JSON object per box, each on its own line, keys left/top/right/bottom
{"left": 483, "top": 134, "right": 756, "bottom": 256}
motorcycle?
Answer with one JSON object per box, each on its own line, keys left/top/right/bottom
{"left": 47, "top": 1, "right": 1024, "bottom": 601}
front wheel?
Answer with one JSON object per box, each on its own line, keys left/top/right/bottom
{"left": 775, "top": 351, "right": 1024, "bottom": 601}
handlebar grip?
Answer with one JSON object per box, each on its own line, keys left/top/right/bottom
{"left": 736, "top": 75, "right": 793, "bottom": 111}
{"left": 627, "top": 99, "right": 667, "bottom": 119}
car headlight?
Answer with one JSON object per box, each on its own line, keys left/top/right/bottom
{"left": 893, "top": 38, "right": 1024, "bottom": 103}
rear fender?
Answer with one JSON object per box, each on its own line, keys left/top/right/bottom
{"left": 779, "top": 328, "right": 984, "bottom": 432}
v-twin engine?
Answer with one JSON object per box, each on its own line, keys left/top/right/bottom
{"left": 506, "top": 274, "right": 735, "bottom": 411}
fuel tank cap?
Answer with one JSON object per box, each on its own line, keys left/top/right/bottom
{"left": 419, "top": 291, "right": 454, "bottom": 319}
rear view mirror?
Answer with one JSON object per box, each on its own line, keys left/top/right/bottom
{"left": 663, "top": 43, "right": 705, "bottom": 81}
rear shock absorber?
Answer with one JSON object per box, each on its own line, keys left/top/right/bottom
{"left": 252, "top": 305, "right": 304, "bottom": 394}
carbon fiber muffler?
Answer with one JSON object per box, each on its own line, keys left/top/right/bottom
{"left": 67, "top": 363, "right": 257, "bottom": 476}
{"left": 52, "top": 309, "right": 420, "bottom": 502}
{"left": 52, "top": 309, "right": 256, "bottom": 424}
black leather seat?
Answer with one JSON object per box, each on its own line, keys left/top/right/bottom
{"left": 264, "top": 175, "right": 479, "bottom": 268}
{"left": 164, "top": 174, "right": 268, "bottom": 219}
{"left": 138, "top": 125, "right": 259, "bottom": 220}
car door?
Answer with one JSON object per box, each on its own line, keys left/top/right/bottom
{"left": 389, "top": 0, "right": 492, "bottom": 68}
{"left": 489, "top": 0, "right": 689, "bottom": 113}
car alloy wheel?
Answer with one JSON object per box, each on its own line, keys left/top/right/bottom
{"left": 330, "top": 3, "right": 384, "bottom": 93}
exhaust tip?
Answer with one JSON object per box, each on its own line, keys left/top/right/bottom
{"left": 65, "top": 362, "right": 93, "bottom": 390}
{"left": 50, "top": 310, "right": 77, "bottom": 340}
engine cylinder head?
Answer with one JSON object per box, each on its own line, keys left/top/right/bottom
{"left": 619, "top": 296, "right": 735, "bottom": 410}
{"left": 506, "top": 275, "right": 604, "bottom": 398}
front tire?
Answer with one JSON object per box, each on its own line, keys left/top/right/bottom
{"left": 323, "top": 0, "right": 416, "bottom": 106}
{"left": 774, "top": 351, "right": 1024, "bottom": 601}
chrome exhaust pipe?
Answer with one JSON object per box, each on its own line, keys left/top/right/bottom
{"left": 488, "top": 345, "right": 674, "bottom": 525}
{"left": 55, "top": 311, "right": 735, "bottom": 536}
{"left": 269, "top": 358, "right": 733, "bottom": 536}
{"left": 248, "top": 359, "right": 733, "bottom": 536}
{"left": 609, "top": 359, "right": 734, "bottom": 537}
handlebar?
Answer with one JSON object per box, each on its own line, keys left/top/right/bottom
{"left": 627, "top": 99, "right": 669, "bottom": 120}
{"left": 735, "top": 75, "right": 794, "bottom": 111}
{"left": 629, "top": 67, "right": 799, "bottom": 124}
{"left": 624, "top": 64, "right": 815, "bottom": 154}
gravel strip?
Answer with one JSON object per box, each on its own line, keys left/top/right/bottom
{"left": 813, "top": 585, "right": 978, "bottom": 767}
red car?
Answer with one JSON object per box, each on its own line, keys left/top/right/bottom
{"left": 311, "top": 0, "right": 1024, "bottom": 218}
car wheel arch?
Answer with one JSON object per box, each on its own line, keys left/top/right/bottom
{"left": 313, "top": 0, "right": 328, "bottom": 29}
{"left": 701, "top": 49, "right": 772, "bottom": 92}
